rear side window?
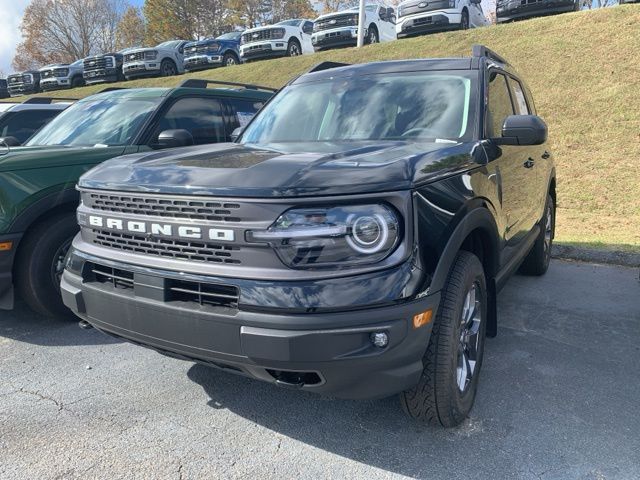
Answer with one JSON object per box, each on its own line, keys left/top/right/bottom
{"left": 486, "top": 72, "right": 514, "bottom": 137}
{"left": 152, "top": 97, "right": 227, "bottom": 145}
{"left": 225, "top": 98, "right": 265, "bottom": 136}
{"left": 509, "top": 79, "right": 530, "bottom": 115}
{"left": 0, "top": 110, "right": 60, "bottom": 144}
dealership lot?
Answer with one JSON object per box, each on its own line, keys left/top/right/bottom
{"left": 1, "top": 260, "right": 638, "bottom": 479}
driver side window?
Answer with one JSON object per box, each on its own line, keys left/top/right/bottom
{"left": 151, "top": 97, "right": 227, "bottom": 145}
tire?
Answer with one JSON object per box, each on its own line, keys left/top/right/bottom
{"left": 461, "top": 9, "right": 470, "bottom": 30}
{"left": 160, "top": 59, "right": 177, "bottom": 77}
{"left": 15, "top": 212, "right": 79, "bottom": 318}
{"left": 222, "top": 52, "right": 239, "bottom": 66}
{"left": 400, "top": 251, "right": 487, "bottom": 427}
{"left": 286, "top": 39, "right": 302, "bottom": 57}
{"left": 366, "top": 25, "right": 379, "bottom": 44}
{"left": 519, "top": 194, "right": 555, "bottom": 276}
{"left": 71, "top": 76, "right": 84, "bottom": 88}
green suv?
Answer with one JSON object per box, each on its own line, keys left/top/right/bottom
{"left": 0, "top": 80, "right": 274, "bottom": 316}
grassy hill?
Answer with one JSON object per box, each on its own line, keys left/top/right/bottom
{"left": 12, "top": 5, "right": 640, "bottom": 251}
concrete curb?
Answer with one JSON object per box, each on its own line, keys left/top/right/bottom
{"left": 552, "top": 244, "right": 640, "bottom": 268}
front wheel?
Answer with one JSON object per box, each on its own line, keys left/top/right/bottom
{"left": 400, "top": 251, "right": 487, "bottom": 427}
{"left": 223, "top": 52, "right": 238, "bottom": 66}
{"left": 366, "top": 26, "right": 379, "bottom": 44}
{"left": 15, "top": 213, "right": 79, "bottom": 317}
{"left": 160, "top": 59, "right": 177, "bottom": 77}
{"left": 286, "top": 40, "right": 302, "bottom": 57}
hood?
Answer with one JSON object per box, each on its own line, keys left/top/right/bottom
{"left": 243, "top": 24, "right": 283, "bottom": 34}
{"left": 78, "top": 141, "right": 478, "bottom": 197}
{"left": 0, "top": 145, "right": 129, "bottom": 173}
{"left": 315, "top": 8, "right": 359, "bottom": 20}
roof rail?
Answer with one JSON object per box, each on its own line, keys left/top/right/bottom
{"left": 178, "top": 78, "right": 277, "bottom": 92}
{"left": 97, "top": 87, "right": 127, "bottom": 94}
{"left": 307, "top": 61, "right": 351, "bottom": 74}
{"left": 472, "top": 45, "right": 510, "bottom": 66}
{"left": 23, "top": 97, "right": 77, "bottom": 104}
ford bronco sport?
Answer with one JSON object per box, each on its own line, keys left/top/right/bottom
{"left": 62, "top": 46, "right": 556, "bottom": 426}
{"left": 0, "top": 81, "right": 272, "bottom": 315}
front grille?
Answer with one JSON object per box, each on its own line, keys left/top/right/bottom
{"left": 85, "top": 192, "right": 242, "bottom": 222}
{"left": 91, "top": 229, "right": 242, "bottom": 264}
{"left": 86, "top": 262, "right": 240, "bottom": 309}
{"left": 314, "top": 14, "right": 358, "bottom": 31}
{"left": 186, "top": 43, "right": 218, "bottom": 56}
{"left": 42, "top": 68, "right": 69, "bottom": 78}
{"left": 125, "top": 51, "right": 145, "bottom": 62}
{"left": 242, "top": 29, "right": 281, "bottom": 43}
{"left": 84, "top": 57, "right": 107, "bottom": 70}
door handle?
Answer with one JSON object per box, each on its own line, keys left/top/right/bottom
{"left": 523, "top": 158, "right": 535, "bottom": 169}
{"left": 541, "top": 151, "right": 551, "bottom": 159}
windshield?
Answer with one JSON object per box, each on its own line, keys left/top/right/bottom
{"left": 156, "top": 40, "right": 181, "bottom": 49}
{"left": 217, "top": 31, "right": 241, "bottom": 40}
{"left": 241, "top": 72, "right": 474, "bottom": 144}
{"left": 276, "top": 19, "right": 302, "bottom": 26}
{"left": 26, "top": 95, "right": 162, "bottom": 147}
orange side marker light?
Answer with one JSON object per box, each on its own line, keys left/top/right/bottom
{"left": 0, "top": 241, "right": 13, "bottom": 252}
{"left": 413, "top": 309, "right": 433, "bottom": 329}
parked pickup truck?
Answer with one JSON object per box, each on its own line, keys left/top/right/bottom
{"left": 83, "top": 49, "right": 135, "bottom": 85}
{"left": 184, "top": 31, "right": 242, "bottom": 70}
{"left": 240, "top": 19, "right": 314, "bottom": 61}
{"left": 396, "top": 0, "right": 489, "bottom": 38}
{"left": 123, "top": 40, "right": 189, "bottom": 80}
{"left": 0, "top": 81, "right": 273, "bottom": 316}
{"left": 496, "top": 0, "right": 579, "bottom": 22}
{"left": 0, "top": 80, "right": 9, "bottom": 99}
{"left": 0, "top": 98, "right": 72, "bottom": 146}
{"left": 40, "top": 60, "right": 85, "bottom": 91}
{"left": 62, "top": 46, "right": 556, "bottom": 426}
{"left": 312, "top": 4, "right": 396, "bottom": 50}
{"left": 6, "top": 71, "right": 41, "bottom": 97}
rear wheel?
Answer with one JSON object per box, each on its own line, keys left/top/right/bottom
{"left": 160, "top": 59, "right": 177, "bottom": 77}
{"left": 520, "top": 193, "right": 555, "bottom": 276}
{"left": 287, "top": 39, "right": 302, "bottom": 57}
{"left": 461, "top": 9, "right": 470, "bottom": 30}
{"left": 400, "top": 251, "right": 487, "bottom": 427}
{"left": 15, "top": 213, "right": 78, "bottom": 318}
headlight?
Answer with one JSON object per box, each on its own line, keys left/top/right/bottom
{"left": 207, "top": 43, "right": 220, "bottom": 53}
{"left": 351, "top": 14, "right": 359, "bottom": 25}
{"left": 247, "top": 204, "right": 400, "bottom": 268}
{"left": 272, "top": 28, "right": 286, "bottom": 39}
{"left": 145, "top": 50, "right": 158, "bottom": 60}
{"left": 449, "top": 0, "right": 456, "bottom": 7}
{"left": 105, "top": 56, "right": 115, "bottom": 67}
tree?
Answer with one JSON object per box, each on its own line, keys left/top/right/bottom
{"left": 228, "top": 0, "right": 272, "bottom": 28}
{"left": 271, "top": 0, "right": 317, "bottom": 22}
{"left": 12, "top": 0, "right": 126, "bottom": 71}
{"left": 144, "top": 0, "right": 234, "bottom": 44}
{"left": 321, "top": 0, "right": 357, "bottom": 14}
{"left": 116, "top": 6, "right": 146, "bottom": 50}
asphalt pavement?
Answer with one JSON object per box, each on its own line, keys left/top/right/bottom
{"left": 1, "top": 260, "right": 639, "bottom": 479}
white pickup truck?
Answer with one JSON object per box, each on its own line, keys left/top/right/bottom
{"left": 312, "top": 4, "right": 397, "bottom": 51}
{"left": 239, "top": 19, "right": 315, "bottom": 62}
{"left": 396, "top": 0, "right": 489, "bottom": 38}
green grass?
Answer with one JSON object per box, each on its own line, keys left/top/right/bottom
{"left": 11, "top": 6, "right": 640, "bottom": 251}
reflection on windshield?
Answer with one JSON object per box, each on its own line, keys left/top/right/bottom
{"left": 26, "top": 97, "right": 162, "bottom": 147}
{"left": 241, "top": 73, "right": 472, "bottom": 144}
{"left": 217, "top": 32, "right": 241, "bottom": 40}
{"left": 276, "top": 20, "right": 301, "bottom": 26}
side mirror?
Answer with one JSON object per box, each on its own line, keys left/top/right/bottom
{"left": 230, "top": 127, "right": 243, "bottom": 142}
{"left": 0, "top": 136, "right": 21, "bottom": 147}
{"left": 494, "top": 115, "right": 547, "bottom": 146}
{"left": 156, "top": 129, "right": 194, "bottom": 149}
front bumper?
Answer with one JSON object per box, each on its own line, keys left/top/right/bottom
{"left": 240, "top": 41, "right": 288, "bottom": 61}
{"left": 123, "top": 61, "right": 163, "bottom": 78}
{"left": 396, "top": 10, "right": 461, "bottom": 37}
{"left": 83, "top": 68, "right": 119, "bottom": 84}
{"left": 7, "top": 85, "right": 39, "bottom": 97}
{"left": 62, "top": 248, "right": 439, "bottom": 399}
{"left": 496, "top": 0, "right": 576, "bottom": 21}
{"left": 311, "top": 27, "right": 359, "bottom": 51}
{"left": 41, "top": 78, "right": 72, "bottom": 90}
{"left": 183, "top": 55, "right": 224, "bottom": 71}
{"left": 0, "top": 233, "right": 22, "bottom": 310}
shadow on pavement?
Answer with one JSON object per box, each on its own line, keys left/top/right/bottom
{"left": 0, "top": 299, "right": 122, "bottom": 347}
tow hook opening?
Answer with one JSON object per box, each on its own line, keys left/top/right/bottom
{"left": 266, "top": 370, "right": 322, "bottom": 389}
{"left": 78, "top": 320, "right": 93, "bottom": 330}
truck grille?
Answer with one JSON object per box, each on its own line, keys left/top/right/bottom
{"left": 125, "top": 51, "right": 145, "bottom": 62}
{"left": 186, "top": 43, "right": 218, "bottom": 55}
{"left": 87, "top": 262, "right": 240, "bottom": 309}
{"left": 90, "top": 229, "right": 242, "bottom": 264}
{"left": 42, "top": 68, "right": 69, "bottom": 78}
{"left": 314, "top": 14, "right": 358, "bottom": 31}
{"left": 85, "top": 192, "right": 242, "bottom": 222}
{"left": 241, "top": 29, "right": 281, "bottom": 43}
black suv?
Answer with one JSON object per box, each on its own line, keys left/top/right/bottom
{"left": 62, "top": 46, "right": 556, "bottom": 426}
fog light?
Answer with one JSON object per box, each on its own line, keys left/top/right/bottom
{"left": 370, "top": 332, "right": 388, "bottom": 348}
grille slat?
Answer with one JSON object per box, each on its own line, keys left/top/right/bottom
{"left": 314, "top": 14, "right": 358, "bottom": 31}
{"left": 242, "top": 29, "right": 281, "bottom": 43}
{"left": 92, "top": 229, "right": 242, "bottom": 264}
